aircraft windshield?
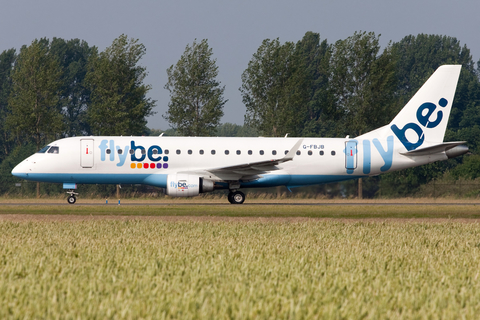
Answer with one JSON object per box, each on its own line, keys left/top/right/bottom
{"left": 37, "top": 145, "right": 51, "bottom": 153}
{"left": 47, "top": 146, "right": 59, "bottom": 154}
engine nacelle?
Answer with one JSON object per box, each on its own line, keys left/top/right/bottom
{"left": 164, "top": 174, "right": 214, "bottom": 197}
{"left": 446, "top": 145, "right": 469, "bottom": 159}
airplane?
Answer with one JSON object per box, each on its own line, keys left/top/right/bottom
{"left": 11, "top": 65, "right": 468, "bottom": 204}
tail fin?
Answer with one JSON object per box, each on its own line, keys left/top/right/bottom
{"left": 359, "top": 65, "right": 462, "bottom": 151}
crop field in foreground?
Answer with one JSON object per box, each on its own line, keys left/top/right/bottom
{"left": 1, "top": 216, "right": 480, "bottom": 319}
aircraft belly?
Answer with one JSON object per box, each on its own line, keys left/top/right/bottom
{"left": 20, "top": 173, "right": 155, "bottom": 185}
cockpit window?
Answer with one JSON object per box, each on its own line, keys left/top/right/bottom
{"left": 37, "top": 145, "right": 50, "bottom": 153}
{"left": 47, "top": 146, "right": 59, "bottom": 154}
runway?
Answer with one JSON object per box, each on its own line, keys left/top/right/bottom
{"left": 0, "top": 202, "right": 479, "bottom": 206}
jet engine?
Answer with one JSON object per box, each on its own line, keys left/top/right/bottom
{"left": 164, "top": 174, "right": 214, "bottom": 197}
{"left": 446, "top": 145, "right": 469, "bottom": 159}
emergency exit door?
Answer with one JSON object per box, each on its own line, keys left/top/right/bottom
{"left": 81, "top": 139, "right": 94, "bottom": 168}
{"left": 345, "top": 140, "right": 357, "bottom": 170}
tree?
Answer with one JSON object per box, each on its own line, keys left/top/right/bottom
{"left": 164, "top": 39, "right": 226, "bottom": 136}
{"left": 7, "top": 40, "right": 63, "bottom": 151}
{"left": 378, "top": 35, "right": 480, "bottom": 197}
{"left": 85, "top": 34, "right": 155, "bottom": 136}
{"left": 6, "top": 40, "right": 64, "bottom": 199}
{"left": 330, "top": 31, "right": 398, "bottom": 137}
{"left": 381, "top": 35, "right": 480, "bottom": 196}
{"left": 291, "top": 32, "right": 334, "bottom": 137}
{"left": 241, "top": 33, "right": 334, "bottom": 137}
{"left": 393, "top": 34, "right": 474, "bottom": 104}
{"left": 50, "top": 38, "right": 96, "bottom": 137}
{"left": 215, "top": 123, "right": 258, "bottom": 137}
{"left": 329, "top": 31, "right": 397, "bottom": 198}
{"left": 241, "top": 38, "right": 297, "bottom": 137}
{"left": 392, "top": 35, "right": 480, "bottom": 150}
{"left": 0, "top": 48, "right": 16, "bottom": 161}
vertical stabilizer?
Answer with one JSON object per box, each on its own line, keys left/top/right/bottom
{"left": 359, "top": 65, "right": 461, "bottom": 151}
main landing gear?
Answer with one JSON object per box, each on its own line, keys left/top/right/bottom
{"left": 66, "top": 190, "right": 79, "bottom": 204}
{"left": 228, "top": 190, "right": 245, "bottom": 204}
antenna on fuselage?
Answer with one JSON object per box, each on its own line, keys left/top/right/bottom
{"left": 285, "top": 133, "right": 289, "bottom": 138}
{"left": 159, "top": 133, "right": 164, "bottom": 137}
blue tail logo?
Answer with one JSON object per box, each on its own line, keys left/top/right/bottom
{"left": 391, "top": 98, "right": 448, "bottom": 151}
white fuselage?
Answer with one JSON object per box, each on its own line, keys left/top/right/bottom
{"left": 11, "top": 135, "right": 445, "bottom": 190}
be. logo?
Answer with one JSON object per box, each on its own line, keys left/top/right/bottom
{"left": 391, "top": 98, "right": 448, "bottom": 151}
{"left": 178, "top": 181, "right": 188, "bottom": 190}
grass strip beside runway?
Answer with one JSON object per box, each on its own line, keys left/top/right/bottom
{"left": 0, "top": 203, "right": 480, "bottom": 219}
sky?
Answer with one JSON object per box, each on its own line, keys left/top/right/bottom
{"left": 1, "top": 0, "right": 479, "bottom": 130}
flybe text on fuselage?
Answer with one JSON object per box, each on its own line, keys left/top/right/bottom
{"left": 98, "top": 140, "right": 169, "bottom": 168}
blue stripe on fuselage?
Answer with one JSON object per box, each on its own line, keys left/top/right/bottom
{"left": 13, "top": 173, "right": 167, "bottom": 187}
{"left": 14, "top": 173, "right": 363, "bottom": 189}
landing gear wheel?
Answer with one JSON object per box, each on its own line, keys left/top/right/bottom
{"left": 228, "top": 192, "right": 234, "bottom": 204}
{"left": 66, "top": 189, "right": 79, "bottom": 204}
{"left": 67, "top": 196, "right": 76, "bottom": 204}
{"left": 230, "top": 191, "right": 245, "bottom": 204}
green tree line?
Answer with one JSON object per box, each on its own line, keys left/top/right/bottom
{"left": 238, "top": 32, "right": 480, "bottom": 197}
{"left": 0, "top": 35, "right": 155, "bottom": 196}
{"left": 1, "top": 32, "right": 479, "bottom": 198}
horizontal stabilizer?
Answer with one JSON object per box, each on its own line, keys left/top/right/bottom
{"left": 400, "top": 141, "right": 468, "bottom": 157}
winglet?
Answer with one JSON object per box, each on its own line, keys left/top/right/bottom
{"left": 282, "top": 139, "right": 304, "bottom": 162}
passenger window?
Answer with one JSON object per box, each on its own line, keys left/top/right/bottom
{"left": 48, "top": 146, "right": 59, "bottom": 154}
{"left": 188, "top": 150, "right": 192, "bottom": 155}
{"left": 320, "top": 151, "right": 324, "bottom": 156}
{"left": 284, "top": 150, "right": 288, "bottom": 155}
{"left": 141, "top": 149, "right": 146, "bottom": 155}
{"left": 308, "top": 150, "right": 312, "bottom": 155}
{"left": 331, "top": 151, "right": 336, "bottom": 156}
{"left": 176, "top": 150, "right": 181, "bottom": 155}
{"left": 106, "top": 149, "right": 111, "bottom": 154}
{"left": 200, "top": 150, "right": 204, "bottom": 155}
{"left": 118, "top": 149, "right": 123, "bottom": 155}
{"left": 211, "top": 150, "right": 216, "bottom": 155}
{"left": 165, "top": 150, "right": 169, "bottom": 155}
{"left": 130, "top": 149, "right": 134, "bottom": 154}
{"left": 260, "top": 150, "right": 264, "bottom": 155}
{"left": 152, "top": 149, "right": 158, "bottom": 154}
{"left": 236, "top": 150, "right": 241, "bottom": 155}
{"left": 296, "top": 151, "right": 301, "bottom": 155}
{"left": 272, "top": 150, "right": 277, "bottom": 155}
{"left": 225, "top": 150, "right": 229, "bottom": 155}
{"left": 248, "top": 150, "right": 252, "bottom": 155}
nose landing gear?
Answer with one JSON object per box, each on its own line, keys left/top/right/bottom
{"left": 66, "top": 190, "right": 78, "bottom": 204}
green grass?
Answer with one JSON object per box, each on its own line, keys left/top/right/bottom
{"left": 1, "top": 219, "right": 480, "bottom": 319}
{"left": 1, "top": 203, "right": 480, "bottom": 219}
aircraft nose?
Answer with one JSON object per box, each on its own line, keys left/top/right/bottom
{"left": 11, "top": 160, "right": 31, "bottom": 178}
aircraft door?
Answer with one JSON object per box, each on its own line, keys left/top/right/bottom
{"left": 81, "top": 139, "right": 94, "bottom": 168}
{"left": 345, "top": 140, "right": 357, "bottom": 170}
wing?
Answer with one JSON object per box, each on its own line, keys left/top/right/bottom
{"left": 184, "top": 139, "right": 304, "bottom": 181}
